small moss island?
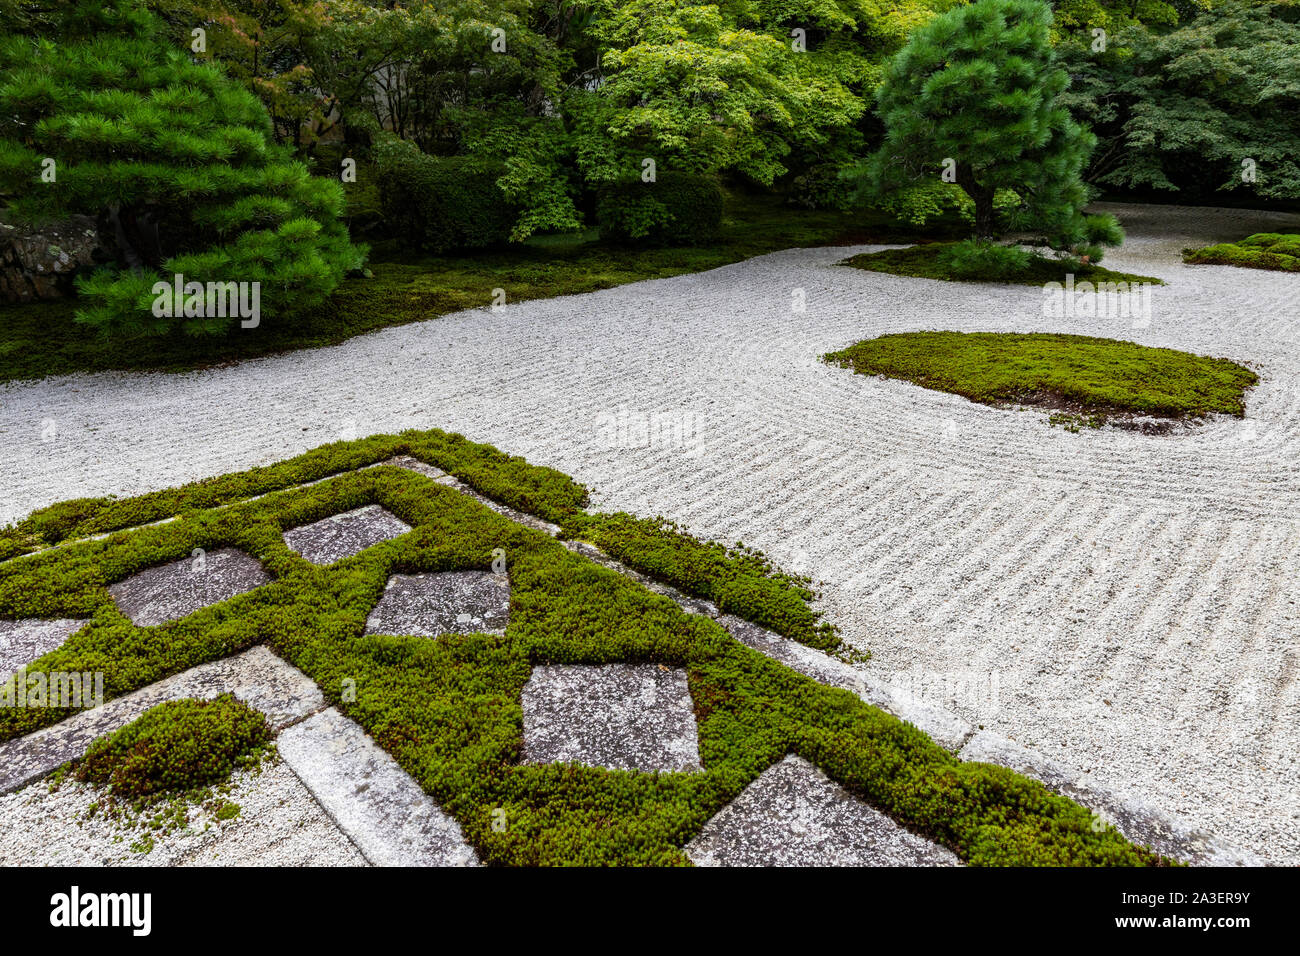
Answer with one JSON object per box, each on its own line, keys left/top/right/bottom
{"left": 824, "top": 332, "right": 1257, "bottom": 429}
{"left": 1183, "top": 234, "right": 1300, "bottom": 273}
{"left": 840, "top": 241, "right": 1164, "bottom": 287}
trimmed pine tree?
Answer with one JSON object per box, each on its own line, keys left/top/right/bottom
{"left": 863, "top": 0, "right": 1122, "bottom": 259}
{"left": 0, "top": 0, "right": 365, "bottom": 334}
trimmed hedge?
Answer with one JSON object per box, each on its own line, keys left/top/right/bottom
{"left": 0, "top": 430, "right": 1168, "bottom": 865}
{"left": 596, "top": 172, "right": 724, "bottom": 246}
{"left": 374, "top": 137, "right": 518, "bottom": 253}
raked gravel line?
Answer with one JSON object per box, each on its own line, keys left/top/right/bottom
{"left": 1, "top": 203, "right": 1298, "bottom": 863}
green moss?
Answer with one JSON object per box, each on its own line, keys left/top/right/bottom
{"left": 0, "top": 431, "right": 1169, "bottom": 865}
{"left": 76, "top": 694, "right": 272, "bottom": 800}
{"left": 841, "top": 241, "right": 1163, "bottom": 286}
{"left": 825, "top": 332, "right": 1257, "bottom": 422}
{"left": 1183, "top": 233, "right": 1300, "bottom": 272}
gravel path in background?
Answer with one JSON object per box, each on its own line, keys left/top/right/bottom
{"left": 1, "top": 202, "right": 1298, "bottom": 862}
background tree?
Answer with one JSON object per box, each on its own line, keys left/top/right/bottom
{"left": 0, "top": 0, "right": 365, "bottom": 333}
{"left": 861, "top": 0, "right": 1121, "bottom": 257}
{"left": 1058, "top": 0, "right": 1300, "bottom": 202}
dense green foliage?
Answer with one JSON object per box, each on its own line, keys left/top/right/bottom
{"left": 76, "top": 694, "right": 272, "bottom": 799}
{"left": 596, "top": 173, "right": 725, "bottom": 245}
{"left": 374, "top": 136, "right": 517, "bottom": 253}
{"left": 825, "top": 331, "right": 1257, "bottom": 420}
{"left": 0, "top": 430, "right": 1166, "bottom": 865}
{"left": 0, "top": 0, "right": 365, "bottom": 334}
{"left": 1060, "top": 0, "right": 1300, "bottom": 202}
{"left": 841, "top": 241, "right": 1162, "bottom": 285}
{"left": 860, "top": 0, "right": 1122, "bottom": 260}
{"left": 1183, "top": 233, "right": 1300, "bottom": 272}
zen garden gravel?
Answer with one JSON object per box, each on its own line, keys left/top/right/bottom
{"left": 1, "top": 202, "right": 1299, "bottom": 865}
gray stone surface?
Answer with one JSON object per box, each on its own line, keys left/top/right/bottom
{"left": 0, "top": 646, "right": 326, "bottom": 794}
{"left": 277, "top": 707, "right": 478, "bottom": 866}
{"left": 719, "top": 614, "right": 974, "bottom": 753}
{"left": 686, "top": 755, "right": 961, "bottom": 867}
{"left": 365, "top": 570, "right": 510, "bottom": 637}
{"left": 283, "top": 503, "right": 411, "bottom": 565}
{"left": 522, "top": 663, "right": 702, "bottom": 772}
{"left": 108, "top": 547, "right": 271, "bottom": 627}
{"left": 0, "top": 617, "right": 86, "bottom": 677}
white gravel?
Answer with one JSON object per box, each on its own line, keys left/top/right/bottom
{"left": 0, "top": 758, "right": 366, "bottom": 866}
{"left": 1, "top": 202, "right": 1298, "bottom": 863}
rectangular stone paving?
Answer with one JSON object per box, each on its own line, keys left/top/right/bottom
{"left": 0, "top": 617, "right": 86, "bottom": 677}
{"left": 364, "top": 570, "right": 510, "bottom": 637}
{"left": 521, "top": 663, "right": 702, "bottom": 773}
{"left": 108, "top": 547, "right": 271, "bottom": 627}
{"left": 277, "top": 707, "right": 478, "bottom": 866}
{"left": 686, "top": 755, "right": 961, "bottom": 867}
{"left": 282, "top": 504, "right": 411, "bottom": 565}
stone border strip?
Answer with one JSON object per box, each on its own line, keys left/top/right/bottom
{"left": 276, "top": 707, "right": 478, "bottom": 867}
{"left": 0, "top": 645, "right": 478, "bottom": 867}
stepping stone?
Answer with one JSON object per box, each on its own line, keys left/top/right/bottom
{"left": 364, "top": 571, "right": 510, "bottom": 637}
{"left": 521, "top": 663, "right": 702, "bottom": 773}
{"left": 108, "top": 547, "right": 271, "bottom": 627}
{"left": 0, "top": 618, "right": 86, "bottom": 677}
{"left": 283, "top": 504, "right": 411, "bottom": 565}
{"left": 686, "top": 755, "right": 960, "bottom": 866}
{"left": 276, "top": 707, "right": 478, "bottom": 866}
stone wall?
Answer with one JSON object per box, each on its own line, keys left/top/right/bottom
{"left": 0, "top": 214, "right": 102, "bottom": 303}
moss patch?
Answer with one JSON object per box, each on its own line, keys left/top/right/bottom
{"left": 841, "top": 242, "right": 1162, "bottom": 286}
{"left": 1183, "top": 233, "right": 1300, "bottom": 272}
{"left": 0, "top": 430, "right": 1168, "bottom": 865}
{"left": 825, "top": 332, "right": 1257, "bottom": 424}
{"left": 76, "top": 694, "right": 272, "bottom": 800}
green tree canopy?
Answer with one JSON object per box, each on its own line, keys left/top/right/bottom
{"left": 862, "top": 0, "right": 1120, "bottom": 256}
{"left": 1059, "top": 0, "right": 1300, "bottom": 201}
{"left": 0, "top": 0, "right": 365, "bottom": 334}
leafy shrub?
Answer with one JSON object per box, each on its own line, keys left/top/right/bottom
{"left": 788, "top": 164, "right": 854, "bottom": 211}
{"left": 373, "top": 136, "right": 517, "bottom": 254}
{"left": 596, "top": 172, "right": 724, "bottom": 246}
{"left": 1183, "top": 233, "right": 1300, "bottom": 272}
{"left": 0, "top": 0, "right": 365, "bottom": 335}
{"left": 936, "top": 239, "right": 1032, "bottom": 280}
{"left": 75, "top": 694, "right": 272, "bottom": 799}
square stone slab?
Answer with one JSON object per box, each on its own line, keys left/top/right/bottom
{"left": 686, "top": 754, "right": 960, "bottom": 866}
{"left": 283, "top": 504, "right": 411, "bottom": 565}
{"left": 364, "top": 571, "right": 510, "bottom": 637}
{"left": 0, "top": 618, "right": 86, "bottom": 677}
{"left": 108, "top": 547, "right": 271, "bottom": 627}
{"left": 521, "top": 663, "right": 702, "bottom": 773}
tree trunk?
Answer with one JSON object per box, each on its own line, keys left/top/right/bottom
{"left": 956, "top": 163, "right": 996, "bottom": 239}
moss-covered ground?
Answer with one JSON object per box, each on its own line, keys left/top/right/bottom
{"left": 825, "top": 332, "right": 1257, "bottom": 423}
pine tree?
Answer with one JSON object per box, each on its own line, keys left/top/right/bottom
{"left": 864, "top": 0, "right": 1121, "bottom": 256}
{"left": 0, "top": 0, "right": 365, "bottom": 334}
